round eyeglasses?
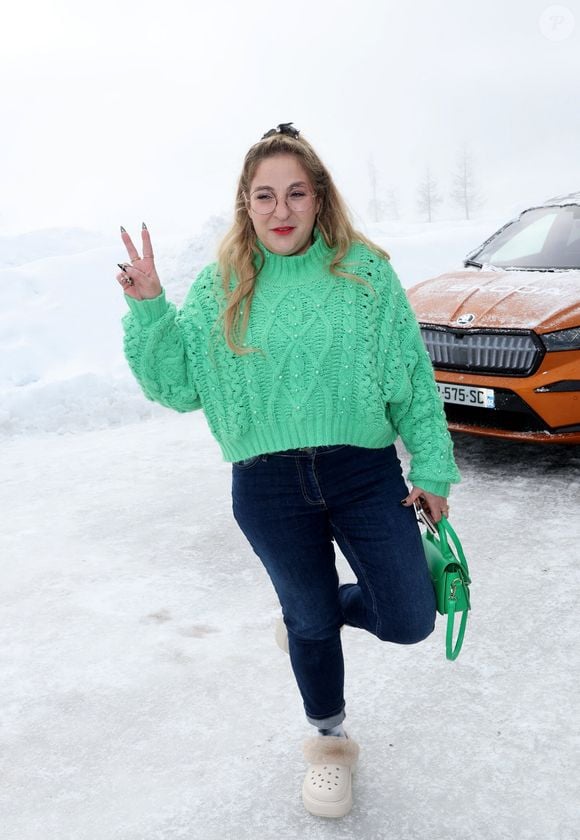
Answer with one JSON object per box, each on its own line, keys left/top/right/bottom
{"left": 244, "top": 188, "right": 317, "bottom": 215}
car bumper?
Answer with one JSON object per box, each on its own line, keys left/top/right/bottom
{"left": 434, "top": 349, "right": 580, "bottom": 444}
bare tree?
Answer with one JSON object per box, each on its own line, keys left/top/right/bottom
{"left": 417, "top": 165, "right": 443, "bottom": 222}
{"left": 449, "top": 143, "right": 485, "bottom": 220}
{"left": 367, "top": 155, "right": 386, "bottom": 222}
{"left": 384, "top": 186, "right": 400, "bottom": 221}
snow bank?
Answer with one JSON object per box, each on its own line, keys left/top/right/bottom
{"left": 0, "top": 216, "right": 228, "bottom": 439}
{"left": 0, "top": 226, "right": 113, "bottom": 269}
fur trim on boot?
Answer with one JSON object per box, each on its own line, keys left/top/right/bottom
{"left": 302, "top": 734, "right": 360, "bottom": 767}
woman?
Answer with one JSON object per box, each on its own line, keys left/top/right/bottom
{"left": 117, "top": 122, "right": 461, "bottom": 819}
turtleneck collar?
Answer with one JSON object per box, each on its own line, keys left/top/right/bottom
{"left": 253, "top": 226, "right": 335, "bottom": 283}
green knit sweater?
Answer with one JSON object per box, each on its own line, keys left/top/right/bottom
{"left": 121, "top": 227, "right": 461, "bottom": 496}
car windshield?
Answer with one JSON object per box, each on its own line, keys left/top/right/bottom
{"left": 472, "top": 204, "right": 580, "bottom": 270}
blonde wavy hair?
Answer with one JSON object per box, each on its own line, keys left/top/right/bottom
{"left": 215, "top": 129, "right": 391, "bottom": 356}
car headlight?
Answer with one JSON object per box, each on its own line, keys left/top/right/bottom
{"left": 540, "top": 326, "right": 580, "bottom": 351}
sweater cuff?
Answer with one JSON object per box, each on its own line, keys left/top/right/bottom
{"left": 124, "top": 288, "right": 169, "bottom": 325}
{"left": 410, "top": 478, "right": 450, "bottom": 498}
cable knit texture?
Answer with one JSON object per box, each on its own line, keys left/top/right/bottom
{"left": 121, "top": 227, "right": 461, "bottom": 496}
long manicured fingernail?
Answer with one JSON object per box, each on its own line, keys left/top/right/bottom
{"left": 120, "top": 225, "right": 127, "bottom": 233}
{"left": 142, "top": 221, "right": 147, "bottom": 230}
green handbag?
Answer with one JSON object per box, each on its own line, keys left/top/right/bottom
{"left": 420, "top": 514, "right": 471, "bottom": 661}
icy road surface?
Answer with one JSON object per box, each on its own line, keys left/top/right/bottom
{"left": 1, "top": 411, "right": 578, "bottom": 840}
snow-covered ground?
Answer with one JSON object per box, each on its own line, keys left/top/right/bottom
{"left": 1, "top": 218, "right": 579, "bottom": 839}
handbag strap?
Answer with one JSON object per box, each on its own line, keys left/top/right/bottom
{"left": 437, "top": 516, "right": 471, "bottom": 583}
{"left": 436, "top": 516, "right": 471, "bottom": 660}
{"left": 446, "top": 598, "right": 468, "bottom": 661}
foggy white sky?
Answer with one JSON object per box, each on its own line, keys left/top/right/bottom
{"left": 1, "top": 0, "right": 579, "bottom": 239}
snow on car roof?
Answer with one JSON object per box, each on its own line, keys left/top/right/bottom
{"left": 541, "top": 190, "right": 580, "bottom": 206}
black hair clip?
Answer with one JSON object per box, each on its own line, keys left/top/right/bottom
{"left": 261, "top": 122, "right": 300, "bottom": 140}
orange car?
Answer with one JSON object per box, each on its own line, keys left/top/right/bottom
{"left": 407, "top": 191, "right": 580, "bottom": 443}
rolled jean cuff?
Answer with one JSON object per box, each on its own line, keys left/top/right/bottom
{"left": 306, "top": 706, "right": 346, "bottom": 729}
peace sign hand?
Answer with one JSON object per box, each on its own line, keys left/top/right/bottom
{"left": 116, "top": 224, "right": 163, "bottom": 301}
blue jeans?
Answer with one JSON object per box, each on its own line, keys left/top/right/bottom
{"left": 230, "top": 444, "right": 436, "bottom": 729}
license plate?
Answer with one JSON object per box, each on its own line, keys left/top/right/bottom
{"left": 437, "top": 382, "right": 495, "bottom": 409}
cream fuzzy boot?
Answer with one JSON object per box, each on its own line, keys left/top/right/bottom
{"left": 301, "top": 733, "right": 360, "bottom": 818}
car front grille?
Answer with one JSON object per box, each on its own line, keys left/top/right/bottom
{"left": 419, "top": 327, "right": 544, "bottom": 376}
